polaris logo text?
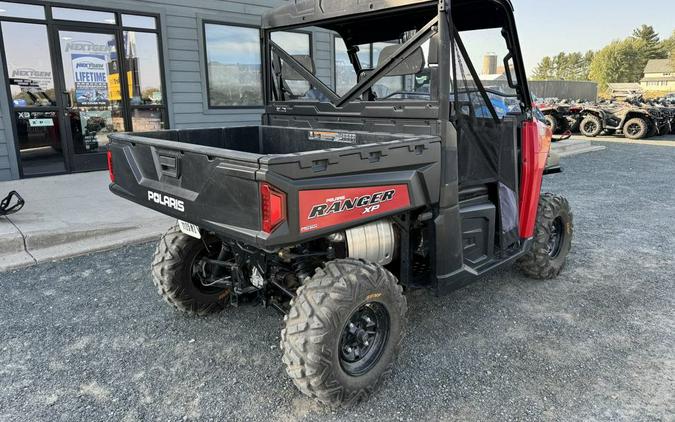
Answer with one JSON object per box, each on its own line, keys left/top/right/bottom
{"left": 308, "top": 190, "right": 395, "bottom": 219}
{"left": 148, "top": 191, "right": 185, "bottom": 212}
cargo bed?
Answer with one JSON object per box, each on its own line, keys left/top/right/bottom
{"left": 108, "top": 125, "right": 442, "bottom": 248}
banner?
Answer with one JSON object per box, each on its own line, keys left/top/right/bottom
{"left": 72, "top": 53, "right": 109, "bottom": 106}
{"left": 108, "top": 71, "right": 134, "bottom": 101}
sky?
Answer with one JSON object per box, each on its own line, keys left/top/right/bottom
{"left": 512, "top": 0, "right": 675, "bottom": 74}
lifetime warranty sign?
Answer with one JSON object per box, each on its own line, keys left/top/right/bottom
{"left": 72, "top": 53, "right": 109, "bottom": 107}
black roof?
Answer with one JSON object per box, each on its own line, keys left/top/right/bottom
{"left": 262, "top": 0, "right": 515, "bottom": 30}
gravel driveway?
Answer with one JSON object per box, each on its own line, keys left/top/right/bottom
{"left": 1, "top": 142, "right": 673, "bottom": 421}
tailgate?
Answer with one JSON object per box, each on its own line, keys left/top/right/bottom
{"left": 108, "top": 135, "right": 262, "bottom": 243}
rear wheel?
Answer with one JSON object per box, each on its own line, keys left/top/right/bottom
{"left": 281, "top": 259, "right": 407, "bottom": 406}
{"left": 151, "top": 225, "right": 230, "bottom": 315}
{"left": 623, "top": 117, "right": 648, "bottom": 140}
{"left": 517, "top": 193, "right": 573, "bottom": 280}
{"left": 579, "top": 115, "right": 602, "bottom": 137}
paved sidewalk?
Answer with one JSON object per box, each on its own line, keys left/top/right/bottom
{"left": 0, "top": 171, "right": 174, "bottom": 272}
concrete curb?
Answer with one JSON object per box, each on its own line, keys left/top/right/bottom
{"left": 0, "top": 221, "right": 174, "bottom": 272}
{"left": 0, "top": 217, "right": 25, "bottom": 255}
{"left": 0, "top": 171, "right": 177, "bottom": 272}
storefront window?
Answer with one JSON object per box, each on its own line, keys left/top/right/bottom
{"left": 122, "top": 14, "right": 156, "bottom": 30}
{"left": 0, "top": 1, "right": 45, "bottom": 19}
{"left": 131, "top": 108, "right": 164, "bottom": 132}
{"left": 124, "top": 31, "right": 163, "bottom": 105}
{"left": 52, "top": 7, "right": 116, "bottom": 25}
{"left": 204, "top": 23, "right": 262, "bottom": 107}
{"left": 2, "top": 22, "right": 56, "bottom": 107}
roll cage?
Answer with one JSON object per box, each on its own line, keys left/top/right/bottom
{"left": 261, "top": 0, "right": 532, "bottom": 123}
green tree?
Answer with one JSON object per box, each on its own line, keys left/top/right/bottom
{"left": 664, "top": 31, "right": 675, "bottom": 70}
{"left": 582, "top": 50, "right": 595, "bottom": 79}
{"left": 661, "top": 30, "right": 675, "bottom": 64}
{"left": 532, "top": 56, "right": 555, "bottom": 80}
{"left": 632, "top": 24, "right": 667, "bottom": 59}
{"left": 531, "top": 51, "right": 594, "bottom": 81}
{"left": 589, "top": 39, "right": 645, "bottom": 90}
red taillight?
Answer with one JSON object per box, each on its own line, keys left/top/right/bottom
{"left": 107, "top": 149, "right": 115, "bottom": 183}
{"left": 260, "top": 182, "right": 286, "bottom": 233}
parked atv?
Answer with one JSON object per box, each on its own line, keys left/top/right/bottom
{"left": 536, "top": 100, "right": 571, "bottom": 135}
{"left": 108, "top": 0, "right": 573, "bottom": 406}
{"left": 578, "top": 102, "right": 657, "bottom": 140}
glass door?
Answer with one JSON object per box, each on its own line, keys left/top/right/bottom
{"left": 56, "top": 28, "right": 126, "bottom": 171}
{"left": 2, "top": 21, "right": 66, "bottom": 177}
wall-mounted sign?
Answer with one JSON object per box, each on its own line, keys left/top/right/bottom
{"left": 72, "top": 53, "right": 109, "bottom": 106}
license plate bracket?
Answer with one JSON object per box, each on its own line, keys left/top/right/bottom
{"left": 178, "top": 220, "right": 201, "bottom": 239}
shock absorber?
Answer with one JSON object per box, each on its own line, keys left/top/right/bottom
{"left": 293, "top": 257, "right": 314, "bottom": 283}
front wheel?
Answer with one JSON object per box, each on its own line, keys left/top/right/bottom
{"left": 281, "top": 259, "right": 407, "bottom": 406}
{"left": 516, "top": 193, "right": 573, "bottom": 279}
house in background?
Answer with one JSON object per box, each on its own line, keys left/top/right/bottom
{"left": 607, "top": 83, "right": 644, "bottom": 100}
{"left": 640, "top": 59, "right": 675, "bottom": 93}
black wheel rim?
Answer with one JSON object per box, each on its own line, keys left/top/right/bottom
{"left": 584, "top": 121, "right": 597, "bottom": 133}
{"left": 339, "top": 302, "right": 390, "bottom": 377}
{"left": 190, "top": 242, "right": 232, "bottom": 294}
{"left": 626, "top": 123, "right": 641, "bottom": 136}
{"left": 547, "top": 217, "right": 565, "bottom": 258}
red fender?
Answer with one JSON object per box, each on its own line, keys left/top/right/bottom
{"left": 519, "top": 118, "right": 552, "bottom": 238}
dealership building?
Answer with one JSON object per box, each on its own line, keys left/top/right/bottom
{"left": 0, "top": 0, "right": 343, "bottom": 181}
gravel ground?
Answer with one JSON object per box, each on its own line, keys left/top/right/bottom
{"left": 1, "top": 142, "right": 674, "bottom": 421}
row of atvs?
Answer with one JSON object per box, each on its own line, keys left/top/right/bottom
{"left": 536, "top": 97, "right": 675, "bottom": 140}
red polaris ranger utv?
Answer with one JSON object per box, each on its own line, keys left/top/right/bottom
{"left": 108, "top": 0, "right": 573, "bottom": 405}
